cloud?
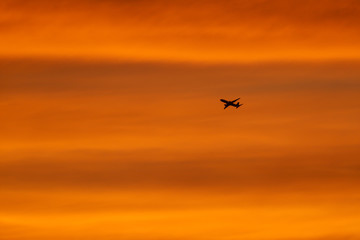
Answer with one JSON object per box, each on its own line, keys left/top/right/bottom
{"left": 1, "top": 146, "right": 359, "bottom": 191}
{"left": 1, "top": 0, "right": 360, "bottom": 61}
{"left": 1, "top": 58, "right": 360, "bottom": 94}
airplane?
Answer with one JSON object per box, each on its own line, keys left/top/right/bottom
{"left": 220, "top": 98, "right": 243, "bottom": 109}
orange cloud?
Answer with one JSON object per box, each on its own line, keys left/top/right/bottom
{"left": 1, "top": 0, "right": 360, "bottom": 61}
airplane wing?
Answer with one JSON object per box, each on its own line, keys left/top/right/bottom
{"left": 224, "top": 104, "right": 229, "bottom": 109}
{"left": 220, "top": 99, "right": 229, "bottom": 103}
{"left": 231, "top": 98, "right": 240, "bottom": 102}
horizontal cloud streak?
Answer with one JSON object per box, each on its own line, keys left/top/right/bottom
{"left": 1, "top": 0, "right": 360, "bottom": 61}
{"left": 1, "top": 59, "right": 360, "bottom": 94}
{"left": 1, "top": 147, "right": 360, "bottom": 191}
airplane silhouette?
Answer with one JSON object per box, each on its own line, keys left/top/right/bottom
{"left": 220, "top": 98, "right": 243, "bottom": 109}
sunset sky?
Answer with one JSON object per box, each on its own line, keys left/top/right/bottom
{"left": 1, "top": 1, "right": 360, "bottom": 240}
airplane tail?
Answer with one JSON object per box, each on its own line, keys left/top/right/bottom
{"left": 236, "top": 103, "right": 243, "bottom": 108}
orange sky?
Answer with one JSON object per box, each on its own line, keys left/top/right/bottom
{"left": 1, "top": 1, "right": 360, "bottom": 240}
{"left": 1, "top": 0, "right": 360, "bottom": 61}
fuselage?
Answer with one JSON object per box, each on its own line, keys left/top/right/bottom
{"left": 227, "top": 102, "right": 238, "bottom": 107}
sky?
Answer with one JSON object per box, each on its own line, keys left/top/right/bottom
{"left": 1, "top": 1, "right": 360, "bottom": 240}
